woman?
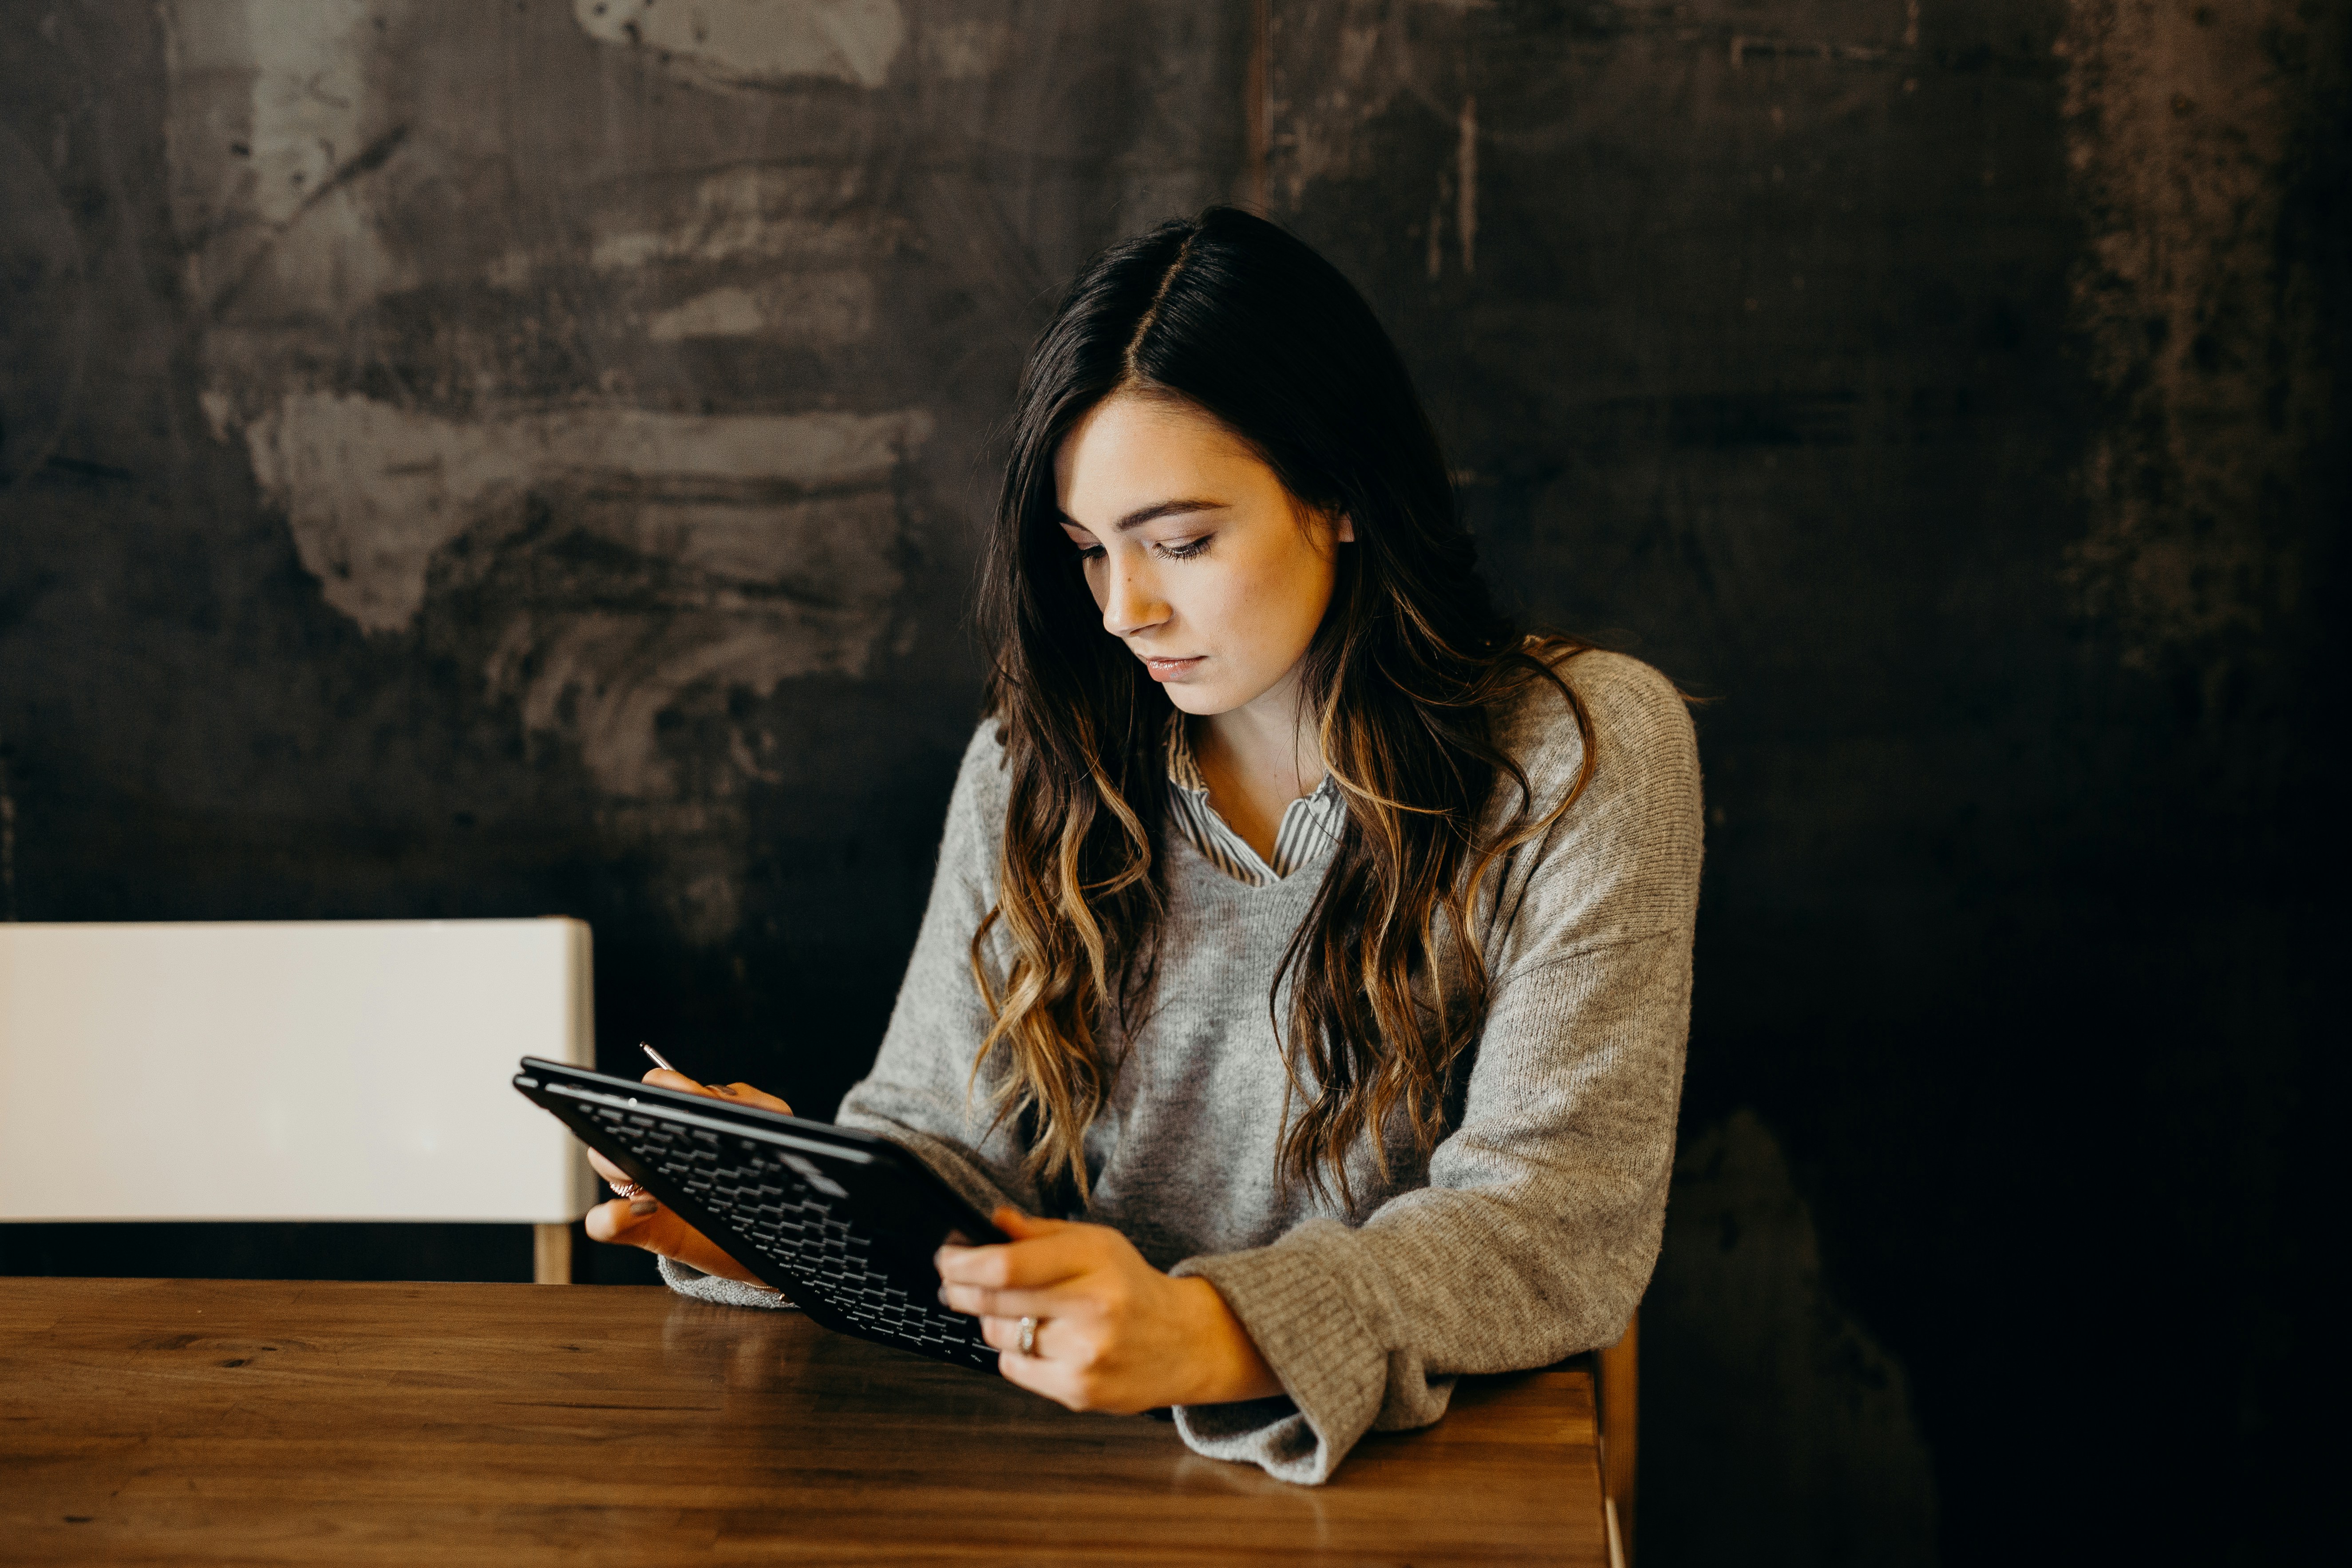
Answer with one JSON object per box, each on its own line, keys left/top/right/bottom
{"left": 587, "top": 207, "right": 1702, "bottom": 1485}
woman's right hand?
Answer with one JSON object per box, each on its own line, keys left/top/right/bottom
{"left": 581, "top": 1068, "right": 792, "bottom": 1287}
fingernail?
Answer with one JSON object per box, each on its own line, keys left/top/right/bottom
{"left": 629, "top": 1197, "right": 658, "bottom": 1216}
{"left": 715, "top": 1084, "right": 739, "bottom": 1096}
{"left": 936, "top": 1284, "right": 951, "bottom": 1306}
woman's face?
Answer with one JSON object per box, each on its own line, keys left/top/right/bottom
{"left": 1052, "top": 391, "right": 1351, "bottom": 719}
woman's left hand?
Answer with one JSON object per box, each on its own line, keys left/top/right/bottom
{"left": 581, "top": 1069, "right": 792, "bottom": 1286}
{"left": 936, "top": 1208, "right": 1283, "bottom": 1414}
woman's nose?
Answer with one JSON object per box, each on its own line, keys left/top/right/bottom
{"left": 1099, "top": 561, "right": 1169, "bottom": 638}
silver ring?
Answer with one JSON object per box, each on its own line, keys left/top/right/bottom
{"left": 1017, "top": 1315, "right": 1038, "bottom": 1356}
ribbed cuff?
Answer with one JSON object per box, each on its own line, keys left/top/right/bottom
{"left": 656, "top": 1254, "right": 799, "bottom": 1311}
{"left": 1169, "top": 1220, "right": 1390, "bottom": 1485}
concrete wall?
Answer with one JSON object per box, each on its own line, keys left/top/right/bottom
{"left": 2, "top": 3, "right": 2340, "bottom": 1563}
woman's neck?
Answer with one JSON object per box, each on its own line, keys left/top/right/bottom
{"left": 1189, "top": 668, "right": 1323, "bottom": 863}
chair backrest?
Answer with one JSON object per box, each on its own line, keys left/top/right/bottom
{"left": 0, "top": 919, "right": 593, "bottom": 1226}
{"left": 1599, "top": 1312, "right": 1640, "bottom": 1567}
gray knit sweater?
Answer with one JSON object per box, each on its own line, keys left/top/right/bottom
{"left": 661, "top": 649, "right": 1702, "bottom": 1484}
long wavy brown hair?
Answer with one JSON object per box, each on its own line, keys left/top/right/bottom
{"left": 970, "top": 208, "right": 1595, "bottom": 1206}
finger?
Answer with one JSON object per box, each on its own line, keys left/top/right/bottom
{"left": 977, "top": 1313, "right": 1042, "bottom": 1355}
{"left": 588, "top": 1199, "right": 761, "bottom": 1284}
{"left": 990, "top": 1206, "right": 1070, "bottom": 1240}
{"left": 938, "top": 1281, "right": 1072, "bottom": 1321}
{"left": 640, "top": 1068, "right": 793, "bottom": 1117}
{"left": 979, "top": 1314, "right": 1075, "bottom": 1379}
{"left": 988, "top": 1334, "right": 1080, "bottom": 1406}
{"left": 718, "top": 1082, "right": 793, "bottom": 1115}
{"left": 585, "top": 1147, "right": 636, "bottom": 1187}
{"left": 581, "top": 1197, "right": 762, "bottom": 1284}
{"left": 937, "top": 1228, "right": 1098, "bottom": 1290}
{"left": 931, "top": 1206, "right": 1061, "bottom": 1269}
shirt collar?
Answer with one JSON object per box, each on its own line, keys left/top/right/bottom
{"left": 1164, "top": 717, "right": 1341, "bottom": 806}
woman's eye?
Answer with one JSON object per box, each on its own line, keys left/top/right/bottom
{"left": 1158, "top": 536, "right": 1212, "bottom": 560}
{"left": 1074, "top": 543, "right": 1106, "bottom": 562}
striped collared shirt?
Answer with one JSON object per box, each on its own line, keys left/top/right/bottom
{"left": 1163, "top": 721, "right": 1346, "bottom": 886}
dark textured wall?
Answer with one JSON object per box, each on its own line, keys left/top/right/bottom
{"left": 2, "top": 3, "right": 2340, "bottom": 1564}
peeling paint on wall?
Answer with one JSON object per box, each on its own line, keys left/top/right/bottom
{"left": 579, "top": 167, "right": 905, "bottom": 273}
{"left": 1271, "top": 2, "right": 1391, "bottom": 211}
{"left": 919, "top": 18, "right": 1010, "bottom": 82}
{"left": 162, "top": 0, "right": 418, "bottom": 321}
{"left": 642, "top": 273, "right": 876, "bottom": 343}
{"left": 244, "top": 394, "right": 927, "bottom": 635}
{"left": 571, "top": 0, "right": 906, "bottom": 91}
{"left": 2056, "top": 0, "right": 2334, "bottom": 675}
{"left": 121, "top": 0, "right": 1249, "bottom": 960}
{"left": 148, "top": 0, "right": 955, "bottom": 938}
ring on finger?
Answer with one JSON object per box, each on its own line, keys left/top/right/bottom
{"left": 1017, "top": 1315, "right": 1040, "bottom": 1357}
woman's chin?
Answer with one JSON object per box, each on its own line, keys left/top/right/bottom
{"left": 1158, "top": 685, "right": 1243, "bottom": 718}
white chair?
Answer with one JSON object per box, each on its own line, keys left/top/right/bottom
{"left": 0, "top": 919, "right": 595, "bottom": 1282}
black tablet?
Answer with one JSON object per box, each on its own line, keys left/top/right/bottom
{"left": 513, "top": 1057, "right": 1007, "bottom": 1370}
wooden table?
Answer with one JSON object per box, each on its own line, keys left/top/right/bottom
{"left": 0, "top": 1278, "right": 1609, "bottom": 1565}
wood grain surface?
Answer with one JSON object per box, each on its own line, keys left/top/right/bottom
{"left": 0, "top": 1277, "right": 1607, "bottom": 1566}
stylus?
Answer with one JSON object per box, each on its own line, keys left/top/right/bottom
{"left": 642, "top": 1042, "right": 729, "bottom": 1098}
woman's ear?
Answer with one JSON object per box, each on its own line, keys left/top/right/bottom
{"left": 1335, "top": 513, "right": 1356, "bottom": 543}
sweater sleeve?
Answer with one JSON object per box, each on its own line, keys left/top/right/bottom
{"left": 1168, "top": 653, "right": 1702, "bottom": 1484}
{"left": 660, "top": 720, "right": 1035, "bottom": 1315}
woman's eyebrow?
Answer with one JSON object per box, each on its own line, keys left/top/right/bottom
{"left": 1059, "top": 499, "right": 1229, "bottom": 533}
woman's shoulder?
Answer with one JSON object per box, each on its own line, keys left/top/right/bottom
{"left": 950, "top": 715, "right": 1013, "bottom": 813}
{"left": 1494, "top": 643, "right": 1699, "bottom": 797}
{"left": 1483, "top": 644, "right": 1704, "bottom": 940}
{"left": 957, "top": 712, "right": 1011, "bottom": 771}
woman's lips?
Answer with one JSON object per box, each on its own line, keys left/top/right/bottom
{"left": 1140, "top": 655, "right": 1204, "bottom": 682}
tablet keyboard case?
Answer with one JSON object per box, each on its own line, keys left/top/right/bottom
{"left": 516, "top": 1065, "right": 1001, "bottom": 1371}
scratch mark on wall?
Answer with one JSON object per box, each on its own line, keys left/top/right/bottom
{"left": 1455, "top": 93, "right": 1476, "bottom": 276}
{"left": 572, "top": 0, "right": 905, "bottom": 91}
{"left": 1730, "top": 35, "right": 1897, "bottom": 69}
